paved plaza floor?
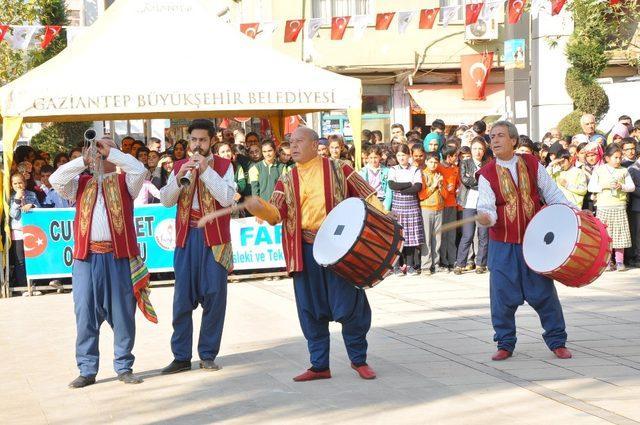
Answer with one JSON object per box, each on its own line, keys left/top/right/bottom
{"left": 1, "top": 268, "right": 640, "bottom": 424}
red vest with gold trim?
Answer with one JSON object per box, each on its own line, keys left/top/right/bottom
{"left": 173, "top": 156, "right": 232, "bottom": 248}
{"left": 73, "top": 173, "right": 139, "bottom": 260}
{"left": 477, "top": 153, "right": 542, "bottom": 244}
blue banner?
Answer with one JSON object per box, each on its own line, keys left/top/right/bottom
{"left": 21, "top": 205, "right": 285, "bottom": 279}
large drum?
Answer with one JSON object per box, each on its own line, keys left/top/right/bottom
{"left": 313, "top": 198, "right": 403, "bottom": 289}
{"left": 523, "top": 204, "right": 611, "bottom": 287}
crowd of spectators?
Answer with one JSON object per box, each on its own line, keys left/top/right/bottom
{"left": 7, "top": 112, "right": 640, "bottom": 287}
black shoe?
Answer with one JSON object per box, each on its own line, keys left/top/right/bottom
{"left": 118, "top": 371, "right": 143, "bottom": 384}
{"left": 199, "top": 360, "right": 221, "bottom": 371}
{"left": 161, "top": 360, "right": 192, "bottom": 375}
{"left": 68, "top": 375, "right": 96, "bottom": 389}
{"left": 453, "top": 266, "right": 463, "bottom": 275}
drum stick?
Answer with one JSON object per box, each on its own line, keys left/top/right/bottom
{"left": 197, "top": 202, "right": 247, "bottom": 227}
{"left": 436, "top": 215, "right": 480, "bottom": 234}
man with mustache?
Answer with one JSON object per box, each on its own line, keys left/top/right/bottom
{"left": 159, "top": 119, "right": 236, "bottom": 374}
{"left": 476, "top": 121, "right": 573, "bottom": 362}
{"left": 49, "top": 137, "right": 153, "bottom": 388}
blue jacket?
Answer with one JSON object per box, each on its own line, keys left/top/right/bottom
{"left": 358, "top": 166, "right": 393, "bottom": 211}
{"left": 9, "top": 190, "right": 41, "bottom": 228}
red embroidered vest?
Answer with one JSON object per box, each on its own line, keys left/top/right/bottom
{"left": 477, "top": 154, "right": 542, "bottom": 244}
{"left": 73, "top": 173, "right": 139, "bottom": 260}
{"left": 174, "top": 156, "right": 232, "bottom": 248}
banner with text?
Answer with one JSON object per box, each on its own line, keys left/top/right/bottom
{"left": 21, "top": 205, "right": 285, "bottom": 279}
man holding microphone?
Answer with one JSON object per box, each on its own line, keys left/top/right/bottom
{"left": 160, "top": 119, "right": 236, "bottom": 374}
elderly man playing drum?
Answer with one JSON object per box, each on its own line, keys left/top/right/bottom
{"left": 476, "top": 121, "right": 574, "bottom": 361}
{"left": 246, "top": 127, "right": 386, "bottom": 381}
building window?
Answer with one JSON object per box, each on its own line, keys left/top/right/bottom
{"left": 312, "top": 0, "right": 372, "bottom": 20}
{"left": 439, "top": 0, "right": 465, "bottom": 23}
{"left": 362, "top": 85, "right": 391, "bottom": 115}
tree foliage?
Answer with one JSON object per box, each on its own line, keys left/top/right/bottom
{"left": 558, "top": 0, "right": 640, "bottom": 133}
{"left": 1, "top": 0, "right": 90, "bottom": 155}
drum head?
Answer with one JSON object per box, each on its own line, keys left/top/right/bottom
{"left": 313, "top": 198, "right": 366, "bottom": 266}
{"left": 523, "top": 204, "right": 579, "bottom": 273}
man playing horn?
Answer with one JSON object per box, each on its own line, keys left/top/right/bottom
{"left": 50, "top": 137, "right": 154, "bottom": 388}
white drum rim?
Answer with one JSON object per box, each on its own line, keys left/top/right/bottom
{"left": 313, "top": 198, "right": 367, "bottom": 266}
{"left": 523, "top": 204, "right": 579, "bottom": 274}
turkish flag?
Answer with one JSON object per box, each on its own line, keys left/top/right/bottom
{"left": 285, "top": 115, "right": 301, "bottom": 135}
{"left": 419, "top": 8, "right": 440, "bottom": 29}
{"left": 461, "top": 52, "right": 494, "bottom": 100}
{"left": 375, "top": 12, "right": 395, "bottom": 30}
{"left": 465, "top": 3, "right": 484, "bottom": 25}
{"left": 240, "top": 23, "right": 259, "bottom": 39}
{"left": 610, "top": 0, "right": 620, "bottom": 4}
{"left": 0, "top": 25, "right": 9, "bottom": 43}
{"left": 551, "top": 0, "right": 567, "bottom": 15}
{"left": 41, "top": 25, "right": 62, "bottom": 49}
{"left": 260, "top": 118, "right": 271, "bottom": 135}
{"left": 507, "top": 0, "right": 526, "bottom": 24}
{"left": 331, "top": 16, "right": 351, "bottom": 40}
{"left": 284, "top": 19, "right": 305, "bottom": 42}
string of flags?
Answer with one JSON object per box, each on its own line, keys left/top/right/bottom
{"left": 0, "top": 0, "right": 621, "bottom": 51}
{"left": 0, "top": 24, "right": 66, "bottom": 50}
{"left": 239, "top": 0, "right": 621, "bottom": 42}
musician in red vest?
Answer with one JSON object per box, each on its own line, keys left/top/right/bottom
{"left": 159, "top": 119, "right": 236, "bottom": 374}
{"left": 476, "top": 121, "right": 573, "bottom": 361}
{"left": 245, "top": 127, "right": 386, "bottom": 382}
{"left": 49, "top": 137, "right": 150, "bottom": 388}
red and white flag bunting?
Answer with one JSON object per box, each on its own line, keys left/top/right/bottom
{"left": 441, "top": 5, "right": 462, "bottom": 28}
{"left": 0, "top": 24, "right": 9, "bottom": 43}
{"left": 351, "top": 15, "right": 369, "bottom": 39}
{"left": 465, "top": 3, "right": 485, "bottom": 25}
{"left": 41, "top": 25, "right": 62, "bottom": 49}
{"left": 419, "top": 8, "right": 439, "bottom": 29}
{"left": 284, "top": 19, "right": 304, "bottom": 42}
{"left": 397, "top": 11, "right": 416, "bottom": 34}
{"left": 550, "top": 0, "right": 567, "bottom": 15}
{"left": 7, "top": 25, "right": 37, "bottom": 50}
{"left": 306, "top": 18, "right": 323, "bottom": 39}
{"left": 375, "top": 12, "right": 395, "bottom": 30}
{"left": 481, "top": 1, "right": 503, "bottom": 21}
{"left": 507, "top": 0, "right": 526, "bottom": 24}
{"left": 259, "top": 21, "right": 276, "bottom": 39}
{"left": 240, "top": 23, "right": 259, "bottom": 39}
{"left": 331, "top": 16, "right": 350, "bottom": 40}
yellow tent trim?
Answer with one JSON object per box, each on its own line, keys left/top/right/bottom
{"left": 2, "top": 116, "right": 23, "bottom": 254}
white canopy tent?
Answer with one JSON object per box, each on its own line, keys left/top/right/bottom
{"left": 0, "top": 0, "right": 363, "bottom": 295}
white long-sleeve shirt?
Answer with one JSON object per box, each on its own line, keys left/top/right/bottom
{"left": 159, "top": 157, "right": 236, "bottom": 209}
{"left": 477, "top": 155, "right": 572, "bottom": 227}
{"left": 49, "top": 149, "right": 147, "bottom": 241}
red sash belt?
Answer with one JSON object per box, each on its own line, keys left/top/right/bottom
{"left": 189, "top": 210, "right": 203, "bottom": 228}
{"left": 89, "top": 241, "right": 114, "bottom": 254}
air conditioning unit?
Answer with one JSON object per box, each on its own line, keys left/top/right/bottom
{"left": 465, "top": 17, "right": 499, "bottom": 42}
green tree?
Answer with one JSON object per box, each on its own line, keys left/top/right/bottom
{"left": 558, "top": 0, "right": 640, "bottom": 134}
{"left": 1, "top": 0, "right": 90, "bottom": 155}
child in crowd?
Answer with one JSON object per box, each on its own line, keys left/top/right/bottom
{"left": 277, "top": 142, "right": 295, "bottom": 172}
{"left": 547, "top": 149, "right": 588, "bottom": 209}
{"left": 249, "top": 141, "right": 286, "bottom": 201}
{"left": 39, "top": 165, "right": 69, "bottom": 208}
{"left": 388, "top": 144, "right": 424, "bottom": 276}
{"left": 588, "top": 144, "right": 635, "bottom": 271}
{"left": 358, "top": 145, "right": 392, "bottom": 211}
{"left": 416, "top": 149, "right": 445, "bottom": 275}
{"left": 9, "top": 173, "right": 41, "bottom": 287}
{"left": 438, "top": 146, "right": 460, "bottom": 271}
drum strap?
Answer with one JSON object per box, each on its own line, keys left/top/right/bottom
{"left": 330, "top": 160, "right": 345, "bottom": 203}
